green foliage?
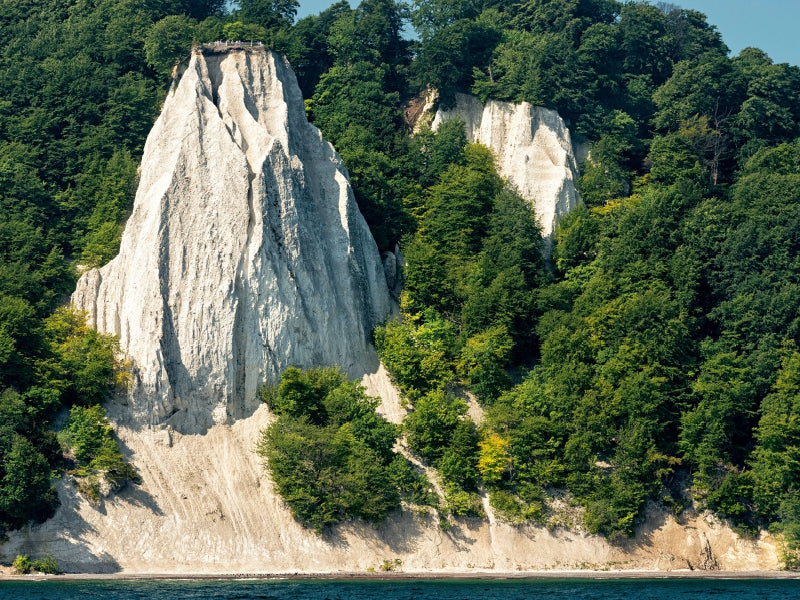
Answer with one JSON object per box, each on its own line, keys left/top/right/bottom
{"left": 374, "top": 312, "right": 456, "bottom": 399}
{"left": 258, "top": 367, "right": 426, "bottom": 532}
{"left": 60, "top": 405, "right": 113, "bottom": 465}
{"left": 462, "top": 189, "right": 544, "bottom": 353}
{"left": 473, "top": 30, "right": 590, "bottom": 127}
{"left": 308, "top": 0, "right": 412, "bottom": 250}
{"left": 400, "top": 239, "right": 459, "bottom": 317}
{"left": 386, "top": 454, "right": 438, "bottom": 506}
{"left": 311, "top": 59, "right": 411, "bottom": 249}
{"left": 652, "top": 51, "right": 741, "bottom": 133}
{"left": 680, "top": 341, "right": 755, "bottom": 487}
{"left": 443, "top": 483, "right": 484, "bottom": 518}
{"left": 578, "top": 111, "right": 637, "bottom": 207}
{"left": 477, "top": 431, "right": 512, "bottom": 485}
{"left": 489, "top": 488, "right": 545, "bottom": 524}
{"left": 552, "top": 204, "right": 600, "bottom": 275}
{"left": 647, "top": 116, "right": 721, "bottom": 187}
{"left": 261, "top": 365, "right": 341, "bottom": 423}
{"left": 285, "top": 1, "right": 351, "bottom": 97}
{"left": 260, "top": 418, "right": 398, "bottom": 532}
{"left": 66, "top": 150, "right": 139, "bottom": 268}
{"left": 750, "top": 351, "right": 800, "bottom": 520}
{"left": 0, "top": 0, "right": 798, "bottom": 549}
{"left": 0, "top": 434, "right": 58, "bottom": 526}
{"left": 775, "top": 495, "right": 800, "bottom": 570}
{"left": 39, "top": 307, "right": 122, "bottom": 407}
{"left": 389, "top": 138, "right": 547, "bottom": 411}
{"left": 10, "top": 552, "right": 59, "bottom": 574}
{"left": 11, "top": 555, "right": 32, "bottom": 575}
{"left": 704, "top": 471, "right": 754, "bottom": 522}
{"left": 222, "top": 21, "right": 268, "bottom": 42}
{"left": 413, "top": 18, "right": 500, "bottom": 107}
{"left": 457, "top": 326, "right": 512, "bottom": 402}
{"left": 420, "top": 143, "right": 502, "bottom": 256}
{"left": 438, "top": 420, "right": 480, "bottom": 490}
{"left": 59, "top": 404, "right": 140, "bottom": 494}
{"left": 582, "top": 474, "right": 644, "bottom": 540}
{"left": 405, "top": 120, "right": 468, "bottom": 191}
{"left": 404, "top": 390, "right": 467, "bottom": 462}
{"left": 144, "top": 15, "right": 197, "bottom": 78}
{"left": 31, "top": 554, "right": 59, "bottom": 575}
{"left": 235, "top": 0, "right": 299, "bottom": 33}
{"left": 732, "top": 48, "right": 800, "bottom": 164}
{"left": 0, "top": 0, "right": 210, "bottom": 531}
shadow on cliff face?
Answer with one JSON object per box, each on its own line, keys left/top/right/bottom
{"left": 444, "top": 518, "right": 482, "bottom": 552}
{"left": 114, "top": 436, "right": 164, "bottom": 518}
{"left": 1, "top": 478, "right": 123, "bottom": 574}
{"left": 327, "top": 508, "right": 432, "bottom": 555}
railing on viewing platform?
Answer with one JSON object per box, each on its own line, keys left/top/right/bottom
{"left": 196, "top": 41, "right": 266, "bottom": 53}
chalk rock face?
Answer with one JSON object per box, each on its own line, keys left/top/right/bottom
{"left": 72, "top": 49, "right": 391, "bottom": 433}
{"left": 432, "top": 93, "right": 580, "bottom": 241}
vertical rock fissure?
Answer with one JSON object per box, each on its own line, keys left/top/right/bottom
{"left": 231, "top": 169, "right": 258, "bottom": 416}
{"left": 206, "top": 54, "right": 222, "bottom": 110}
{"left": 156, "top": 194, "right": 178, "bottom": 425}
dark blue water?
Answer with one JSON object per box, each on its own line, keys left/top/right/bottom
{"left": 1, "top": 578, "right": 799, "bottom": 600}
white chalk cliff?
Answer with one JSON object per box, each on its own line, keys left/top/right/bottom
{"left": 432, "top": 93, "right": 580, "bottom": 242}
{"left": 72, "top": 48, "right": 391, "bottom": 433}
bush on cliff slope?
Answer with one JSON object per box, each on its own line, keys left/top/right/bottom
{"left": 59, "top": 404, "right": 141, "bottom": 502}
{"left": 258, "top": 367, "right": 434, "bottom": 532}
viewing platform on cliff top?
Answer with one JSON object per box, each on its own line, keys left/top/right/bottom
{"left": 194, "top": 41, "right": 267, "bottom": 54}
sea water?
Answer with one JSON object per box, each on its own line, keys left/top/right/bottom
{"left": 1, "top": 578, "right": 799, "bottom": 600}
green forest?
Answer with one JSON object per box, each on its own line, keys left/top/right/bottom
{"left": 1, "top": 0, "right": 799, "bottom": 568}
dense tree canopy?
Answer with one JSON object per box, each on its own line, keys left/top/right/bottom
{"left": 257, "top": 367, "right": 432, "bottom": 531}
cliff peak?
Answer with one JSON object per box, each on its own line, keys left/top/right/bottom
{"left": 72, "top": 50, "right": 391, "bottom": 433}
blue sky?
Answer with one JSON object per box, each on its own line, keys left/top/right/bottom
{"left": 684, "top": 0, "right": 800, "bottom": 66}
{"left": 294, "top": 0, "right": 800, "bottom": 67}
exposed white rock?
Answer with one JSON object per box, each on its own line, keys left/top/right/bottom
{"left": 432, "top": 93, "right": 580, "bottom": 244}
{"left": 72, "top": 49, "right": 391, "bottom": 433}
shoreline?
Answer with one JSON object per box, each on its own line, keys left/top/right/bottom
{"left": 2, "top": 570, "right": 799, "bottom": 582}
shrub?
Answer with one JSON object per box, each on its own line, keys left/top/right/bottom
{"left": 404, "top": 390, "right": 467, "bottom": 462}
{"left": 12, "top": 554, "right": 31, "bottom": 574}
{"left": 31, "top": 554, "right": 59, "bottom": 574}
{"left": 58, "top": 404, "right": 140, "bottom": 498}
{"left": 374, "top": 312, "right": 456, "bottom": 400}
{"left": 774, "top": 494, "right": 800, "bottom": 571}
{"left": 386, "top": 455, "right": 438, "bottom": 507}
{"left": 476, "top": 432, "right": 512, "bottom": 485}
{"left": 705, "top": 471, "right": 754, "bottom": 521}
{"left": 488, "top": 488, "right": 545, "bottom": 524}
{"left": 258, "top": 367, "right": 430, "bottom": 532}
{"left": 457, "top": 326, "right": 513, "bottom": 402}
{"left": 438, "top": 420, "right": 479, "bottom": 489}
{"left": 444, "top": 483, "right": 485, "bottom": 518}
